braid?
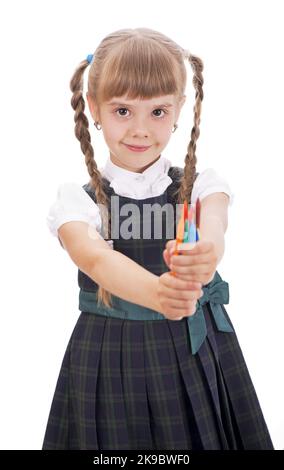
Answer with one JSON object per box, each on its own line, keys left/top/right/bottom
{"left": 69, "top": 58, "right": 113, "bottom": 307}
{"left": 178, "top": 53, "right": 204, "bottom": 205}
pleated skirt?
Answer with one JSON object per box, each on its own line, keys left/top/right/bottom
{"left": 42, "top": 303, "right": 274, "bottom": 450}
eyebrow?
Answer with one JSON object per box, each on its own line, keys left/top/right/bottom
{"left": 107, "top": 101, "right": 173, "bottom": 108}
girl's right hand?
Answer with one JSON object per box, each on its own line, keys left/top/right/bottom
{"left": 157, "top": 272, "right": 203, "bottom": 321}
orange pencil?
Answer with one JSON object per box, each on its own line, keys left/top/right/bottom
{"left": 170, "top": 201, "right": 186, "bottom": 276}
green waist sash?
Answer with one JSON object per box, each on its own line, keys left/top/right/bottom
{"left": 79, "top": 271, "right": 234, "bottom": 355}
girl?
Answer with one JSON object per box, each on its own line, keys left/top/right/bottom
{"left": 43, "top": 28, "right": 273, "bottom": 450}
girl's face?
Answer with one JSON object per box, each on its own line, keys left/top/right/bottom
{"left": 87, "top": 93, "right": 186, "bottom": 173}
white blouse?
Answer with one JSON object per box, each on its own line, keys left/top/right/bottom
{"left": 46, "top": 156, "right": 234, "bottom": 243}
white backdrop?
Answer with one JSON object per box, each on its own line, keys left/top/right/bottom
{"left": 0, "top": 0, "right": 283, "bottom": 450}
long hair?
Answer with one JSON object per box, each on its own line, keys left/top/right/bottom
{"left": 69, "top": 28, "right": 204, "bottom": 308}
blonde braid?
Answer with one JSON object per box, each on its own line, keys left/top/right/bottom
{"left": 178, "top": 52, "right": 204, "bottom": 205}
{"left": 70, "top": 58, "right": 113, "bottom": 307}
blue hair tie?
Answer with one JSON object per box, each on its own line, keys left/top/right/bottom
{"left": 86, "top": 54, "right": 93, "bottom": 64}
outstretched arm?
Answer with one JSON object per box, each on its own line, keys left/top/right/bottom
{"left": 58, "top": 221, "right": 159, "bottom": 310}
{"left": 57, "top": 221, "right": 202, "bottom": 315}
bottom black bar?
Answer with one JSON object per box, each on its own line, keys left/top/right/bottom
{"left": 0, "top": 450, "right": 282, "bottom": 467}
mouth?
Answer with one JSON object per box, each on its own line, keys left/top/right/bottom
{"left": 123, "top": 143, "right": 152, "bottom": 152}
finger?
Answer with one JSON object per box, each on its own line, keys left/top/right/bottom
{"left": 166, "top": 304, "right": 195, "bottom": 313}
{"left": 164, "top": 287, "right": 202, "bottom": 302}
{"left": 170, "top": 254, "right": 211, "bottom": 266}
{"left": 182, "top": 240, "right": 214, "bottom": 255}
{"left": 171, "top": 253, "right": 210, "bottom": 264}
{"left": 166, "top": 305, "right": 198, "bottom": 318}
{"left": 166, "top": 239, "right": 176, "bottom": 253}
{"left": 170, "top": 264, "right": 211, "bottom": 275}
{"left": 162, "top": 283, "right": 203, "bottom": 301}
{"left": 163, "top": 249, "right": 171, "bottom": 268}
{"left": 171, "top": 273, "right": 209, "bottom": 284}
{"left": 163, "top": 276, "right": 202, "bottom": 291}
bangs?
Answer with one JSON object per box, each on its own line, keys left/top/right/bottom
{"left": 97, "top": 39, "right": 183, "bottom": 103}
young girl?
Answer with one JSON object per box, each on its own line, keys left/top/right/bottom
{"left": 42, "top": 28, "right": 273, "bottom": 450}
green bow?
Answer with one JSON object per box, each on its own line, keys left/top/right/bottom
{"left": 187, "top": 272, "right": 234, "bottom": 354}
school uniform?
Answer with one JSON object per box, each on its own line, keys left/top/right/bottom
{"left": 42, "top": 156, "right": 273, "bottom": 450}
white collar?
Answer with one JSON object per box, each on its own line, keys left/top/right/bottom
{"left": 100, "top": 156, "right": 173, "bottom": 199}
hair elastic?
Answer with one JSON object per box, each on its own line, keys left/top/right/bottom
{"left": 86, "top": 54, "right": 94, "bottom": 64}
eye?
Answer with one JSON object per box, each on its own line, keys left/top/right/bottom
{"left": 152, "top": 108, "right": 167, "bottom": 118}
{"left": 114, "top": 107, "right": 168, "bottom": 118}
{"left": 115, "top": 108, "right": 129, "bottom": 117}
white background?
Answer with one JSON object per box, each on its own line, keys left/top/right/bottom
{"left": 0, "top": 0, "right": 283, "bottom": 450}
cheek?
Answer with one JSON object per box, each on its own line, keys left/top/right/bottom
{"left": 160, "top": 128, "right": 173, "bottom": 144}
{"left": 102, "top": 126, "right": 122, "bottom": 144}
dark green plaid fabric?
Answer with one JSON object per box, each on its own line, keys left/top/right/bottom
{"left": 42, "top": 166, "right": 274, "bottom": 450}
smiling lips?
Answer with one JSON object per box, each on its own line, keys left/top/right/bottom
{"left": 124, "top": 143, "right": 152, "bottom": 152}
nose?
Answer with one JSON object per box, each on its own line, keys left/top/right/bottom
{"left": 129, "top": 116, "right": 150, "bottom": 138}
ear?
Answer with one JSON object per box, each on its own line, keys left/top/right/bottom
{"left": 86, "top": 92, "right": 100, "bottom": 121}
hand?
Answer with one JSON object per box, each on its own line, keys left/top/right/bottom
{"left": 157, "top": 272, "right": 203, "bottom": 321}
{"left": 163, "top": 239, "right": 218, "bottom": 285}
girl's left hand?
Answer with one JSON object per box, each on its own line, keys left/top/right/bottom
{"left": 163, "top": 239, "right": 218, "bottom": 285}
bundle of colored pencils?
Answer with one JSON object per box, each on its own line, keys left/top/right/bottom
{"left": 170, "top": 198, "right": 201, "bottom": 276}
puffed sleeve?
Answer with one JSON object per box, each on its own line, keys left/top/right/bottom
{"left": 46, "top": 182, "right": 103, "bottom": 247}
{"left": 191, "top": 168, "right": 234, "bottom": 206}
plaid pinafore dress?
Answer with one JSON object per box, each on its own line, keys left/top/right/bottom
{"left": 42, "top": 166, "right": 274, "bottom": 450}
